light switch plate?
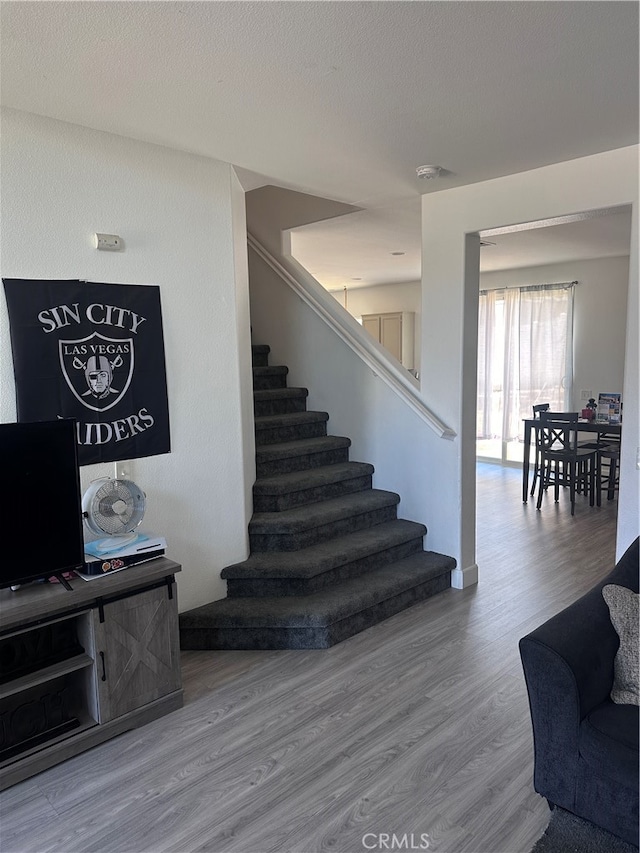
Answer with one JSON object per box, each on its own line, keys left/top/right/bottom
{"left": 95, "top": 233, "right": 123, "bottom": 251}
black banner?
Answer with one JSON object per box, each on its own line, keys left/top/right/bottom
{"left": 3, "top": 279, "right": 171, "bottom": 466}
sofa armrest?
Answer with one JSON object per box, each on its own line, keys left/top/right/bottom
{"left": 519, "top": 586, "right": 619, "bottom": 808}
{"left": 522, "top": 586, "right": 619, "bottom": 714}
{"left": 519, "top": 634, "right": 583, "bottom": 806}
{"left": 523, "top": 537, "right": 638, "bottom": 719}
{"left": 519, "top": 538, "right": 639, "bottom": 807}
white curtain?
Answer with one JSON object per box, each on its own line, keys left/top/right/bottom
{"left": 477, "top": 284, "right": 574, "bottom": 444}
{"left": 477, "top": 289, "right": 497, "bottom": 440}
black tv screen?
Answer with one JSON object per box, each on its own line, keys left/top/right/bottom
{"left": 0, "top": 419, "right": 84, "bottom": 589}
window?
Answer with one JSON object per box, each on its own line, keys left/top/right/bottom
{"left": 477, "top": 283, "right": 574, "bottom": 463}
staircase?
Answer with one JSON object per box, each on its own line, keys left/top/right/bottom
{"left": 178, "top": 344, "right": 455, "bottom": 650}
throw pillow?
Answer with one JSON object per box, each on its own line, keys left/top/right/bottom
{"left": 602, "top": 584, "right": 639, "bottom": 706}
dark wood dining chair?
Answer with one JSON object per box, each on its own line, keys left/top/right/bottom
{"left": 535, "top": 411, "right": 597, "bottom": 515}
{"left": 530, "top": 403, "right": 550, "bottom": 497}
{"left": 596, "top": 432, "right": 621, "bottom": 505}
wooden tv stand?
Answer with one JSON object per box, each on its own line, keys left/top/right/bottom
{"left": 0, "top": 558, "right": 183, "bottom": 790}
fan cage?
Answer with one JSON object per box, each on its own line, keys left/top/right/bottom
{"left": 84, "top": 479, "right": 145, "bottom": 536}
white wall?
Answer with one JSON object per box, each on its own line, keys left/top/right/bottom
{"left": 422, "top": 145, "right": 639, "bottom": 566}
{"left": 0, "top": 108, "right": 254, "bottom": 610}
{"left": 329, "top": 280, "right": 421, "bottom": 370}
{"left": 480, "top": 254, "right": 630, "bottom": 411}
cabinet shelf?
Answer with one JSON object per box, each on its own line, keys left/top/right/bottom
{"left": 0, "top": 653, "right": 94, "bottom": 700}
{"left": 0, "top": 711, "right": 97, "bottom": 766}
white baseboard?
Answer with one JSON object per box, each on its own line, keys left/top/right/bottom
{"left": 451, "top": 563, "right": 479, "bottom": 589}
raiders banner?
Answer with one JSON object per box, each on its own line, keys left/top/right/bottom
{"left": 3, "top": 279, "right": 171, "bottom": 466}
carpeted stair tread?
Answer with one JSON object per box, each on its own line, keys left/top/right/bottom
{"left": 255, "top": 435, "right": 352, "bottom": 477}
{"left": 253, "top": 387, "right": 310, "bottom": 416}
{"left": 253, "top": 365, "right": 288, "bottom": 379}
{"left": 254, "top": 410, "right": 329, "bottom": 446}
{"left": 255, "top": 411, "right": 329, "bottom": 429}
{"left": 249, "top": 489, "right": 400, "bottom": 535}
{"left": 251, "top": 345, "right": 271, "bottom": 368}
{"left": 252, "top": 460, "right": 373, "bottom": 511}
{"left": 223, "top": 518, "right": 427, "bottom": 580}
{"left": 255, "top": 435, "right": 351, "bottom": 461}
{"left": 253, "top": 365, "right": 289, "bottom": 390}
{"left": 253, "top": 387, "right": 308, "bottom": 403}
{"left": 182, "top": 551, "right": 455, "bottom": 629}
{"left": 253, "top": 461, "right": 374, "bottom": 498}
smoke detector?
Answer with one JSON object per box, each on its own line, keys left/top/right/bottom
{"left": 416, "top": 165, "right": 442, "bottom": 180}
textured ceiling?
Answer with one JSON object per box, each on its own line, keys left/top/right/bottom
{"left": 291, "top": 203, "right": 633, "bottom": 289}
{"left": 1, "top": 1, "right": 637, "bottom": 280}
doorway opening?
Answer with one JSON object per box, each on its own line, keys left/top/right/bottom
{"left": 475, "top": 206, "right": 632, "bottom": 479}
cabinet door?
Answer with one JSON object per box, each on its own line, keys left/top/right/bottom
{"left": 361, "top": 315, "right": 380, "bottom": 341}
{"left": 93, "top": 584, "right": 181, "bottom": 723}
{"left": 361, "top": 313, "right": 403, "bottom": 363}
{"left": 380, "top": 313, "right": 402, "bottom": 362}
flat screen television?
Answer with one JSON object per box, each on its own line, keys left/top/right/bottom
{"left": 0, "top": 419, "right": 85, "bottom": 589}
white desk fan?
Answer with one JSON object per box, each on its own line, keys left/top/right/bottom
{"left": 82, "top": 478, "right": 146, "bottom": 554}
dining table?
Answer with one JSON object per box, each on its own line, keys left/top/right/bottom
{"left": 521, "top": 417, "right": 622, "bottom": 502}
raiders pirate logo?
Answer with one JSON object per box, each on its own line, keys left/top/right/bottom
{"left": 58, "top": 332, "right": 135, "bottom": 413}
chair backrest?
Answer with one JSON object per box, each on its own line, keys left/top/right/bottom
{"left": 537, "top": 411, "right": 579, "bottom": 453}
{"left": 532, "top": 403, "right": 550, "bottom": 418}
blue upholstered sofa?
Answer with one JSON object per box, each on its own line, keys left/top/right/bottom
{"left": 519, "top": 537, "right": 639, "bottom": 847}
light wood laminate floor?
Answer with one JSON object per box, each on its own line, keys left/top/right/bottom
{"left": 0, "top": 463, "right": 620, "bottom": 853}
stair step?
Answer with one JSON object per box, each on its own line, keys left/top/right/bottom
{"left": 179, "top": 551, "right": 455, "bottom": 650}
{"left": 251, "top": 344, "right": 270, "bottom": 367}
{"left": 255, "top": 411, "right": 329, "bottom": 446}
{"left": 256, "top": 435, "right": 351, "bottom": 476}
{"left": 253, "top": 461, "right": 374, "bottom": 512}
{"left": 223, "top": 518, "right": 427, "bottom": 596}
{"left": 254, "top": 387, "right": 309, "bottom": 417}
{"left": 249, "top": 489, "right": 400, "bottom": 551}
{"left": 253, "top": 365, "right": 288, "bottom": 390}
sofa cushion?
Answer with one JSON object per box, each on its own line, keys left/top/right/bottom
{"left": 579, "top": 701, "right": 639, "bottom": 787}
{"left": 602, "top": 584, "right": 639, "bottom": 705}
